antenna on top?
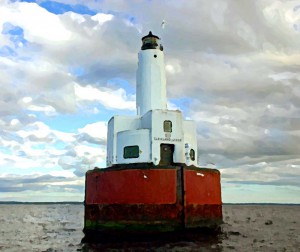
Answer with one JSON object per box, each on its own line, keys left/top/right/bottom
{"left": 161, "top": 20, "right": 166, "bottom": 29}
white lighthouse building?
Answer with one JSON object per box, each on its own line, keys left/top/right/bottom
{"left": 106, "top": 31, "right": 198, "bottom": 167}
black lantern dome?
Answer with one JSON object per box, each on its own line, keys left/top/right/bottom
{"left": 141, "top": 31, "right": 163, "bottom": 51}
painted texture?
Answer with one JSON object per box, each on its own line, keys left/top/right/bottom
{"left": 84, "top": 204, "right": 183, "bottom": 233}
{"left": 184, "top": 168, "right": 222, "bottom": 228}
{"left": 184, "top": 169, "right": 222, "bottom": 205}
{"left": 85, "top": 168, "right": 177, "bottom": 204}
{"left": 84, "top": 165, "right": 222, "bottom": 233}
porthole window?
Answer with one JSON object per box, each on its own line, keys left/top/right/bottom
{"left": 190, "top": 149, "right": 195, "bottom": 161}
{"left": 163, "top": 120, "right": 172, "bottom": 133}
{"left": 124, "top": 145, "right": 139, "bottom": 159}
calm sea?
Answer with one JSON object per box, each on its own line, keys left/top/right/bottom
{"left": 0, "top": 203, "right": 299, "bottom": 251}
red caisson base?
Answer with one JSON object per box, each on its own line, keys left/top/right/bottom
{"left": 83, "top": 165, "right": 222, "bottom": 236}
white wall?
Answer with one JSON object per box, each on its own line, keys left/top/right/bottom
{"left": 107, "top": 115, "right": 140, "bottom": 166}
{"left": 183, "top": 120, "right": 198, "bottom": 166}
{"left": 149, "top": 110, "right": 185, "bottom": 165}
{"left": 136, "top": 49, "right": 167, "bottom": 116}
{"left": 107, "top": 110, "right": 198, "bottom": 166}
{"left": 116, "top": 129, "right": 151, "bottom": 164}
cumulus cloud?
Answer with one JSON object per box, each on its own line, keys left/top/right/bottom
{"left": 0, "top": 0, "right": 300, "bottom": 202}
{"left": 75, "top": 84, "right": 135, "bottom": 110}
{"left": 0, "top": 173, "right": 83, "bottom": 193}
{"left": 77, "top": 121, "right": 107, "bottom": 143}
{"left": 1, "top": 118, "right": 106, "bottom": 176}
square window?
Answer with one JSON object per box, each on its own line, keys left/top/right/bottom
{"left": 164, "top": 120, "right": 172, "bottom": 133}
{"left": 124, "top": 145, "right": 139, "bottom": 159}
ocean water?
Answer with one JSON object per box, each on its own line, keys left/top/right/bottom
{"left": 0, "top": 204, "right": 299, "bottom": 251}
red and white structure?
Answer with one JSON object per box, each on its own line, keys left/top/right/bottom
{"left": 83, "top": 32, "right": 222, "bottom": 238}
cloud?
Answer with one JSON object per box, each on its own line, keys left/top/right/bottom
{"left": 1, "top": 118, "right": 106, "bottom": 175}
{"left": 0, "top": 0, "right": 300, "bottom": 202}
{"left": 75, "top": 84, "right": 135, "bottom": 110}
{"left": 77, "top": 121, "right": 107, "bottom": 144}
{"left": 0, "top": 2, "right": 71, "bottom": 43}
{"left": 0, "top": 173, "right": 83, "bottom": 193}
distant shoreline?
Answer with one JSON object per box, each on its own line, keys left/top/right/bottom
{"left": 0, "top": 202, "right": 299, "bottom": 206}
{"left": 223, "top": 203, "right": 300, "bottom": 206}
{"left": 0, "top": 201, "right": 83, "bottom": 205}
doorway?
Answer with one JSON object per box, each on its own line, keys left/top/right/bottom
{"left": 160, "top": 144, "right": 174, "bottom": 165}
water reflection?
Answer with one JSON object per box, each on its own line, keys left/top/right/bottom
{"left": 81, "top": 229, "right": 223, "bottom": 251}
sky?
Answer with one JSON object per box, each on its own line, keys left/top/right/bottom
{"left": 0, "top": 0, "right": 299, "bottom": 203}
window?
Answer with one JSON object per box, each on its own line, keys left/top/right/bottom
{"left": 190, "top": 149, "right": 195, "bottom": 161}
{"left": 164, "top": 120, "right": 172, "bottom": 133}
{"left": 124, "top": 145, "right": 139, "bottom": 159}
{"left": 141, "top": 37, "right": 159, "bottom": 50}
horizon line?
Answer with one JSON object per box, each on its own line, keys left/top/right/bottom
{"left": 0, "top": 201, "right": 299, "bottom": 205}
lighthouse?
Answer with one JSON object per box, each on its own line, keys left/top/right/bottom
{"left": 106, "top": 31, "right": 198, "bottom": 167}
{"left": 83, "top": 32, "right": 222, "bottom": 238}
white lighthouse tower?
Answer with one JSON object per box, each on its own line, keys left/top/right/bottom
{"left": 136, "top": 31, "right": 167, "bottom": 116}
{"left": 106, "top": 31, "right": 198, "bottom": 166}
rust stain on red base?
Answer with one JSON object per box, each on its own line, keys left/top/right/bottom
{"left": 85, "top": 204, "right": 182, "bottom": 222}
{"left": 184, "top": 168, "right": 222, "bottom": 228}
{"left": 185, "top": 204, "right": 223, "bottom": 228}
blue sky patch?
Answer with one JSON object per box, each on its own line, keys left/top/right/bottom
{"left": 0, "top": 46, "right": 16, "bottom": 57}
{"left": 53, "top": 141, "right": 67, "bottom": 150}
{"left": 40, "top": 1, "right": 97, "bottom": 15}
{"left": 2, "top": 23, "right": 27, "bottom": 48}
{"left": 31, "top": 144, "right": 46, "bottom": 150}
{"left": 169, "top": 97, "right": 193, "bottom": 114}
{"left": 2, "top": 23, "right": 23, "bottom": 35}
{"left": 68, "top": 66, "right": 85, "bottom": 77}
{"left": 43, "top": 113, "right": 104, "bottom": 132}
{"left": 17, "top": 0, "right": 97, "bottom": 15}
{"left": 107, "top": 78, "right": 135, "bottom": 95}
{"left": 0, "top": 147, "right": 12, "bottom": 155}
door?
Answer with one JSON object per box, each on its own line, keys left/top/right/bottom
{"left": 160, "top": 144, "right": 174, "bottom": 165}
